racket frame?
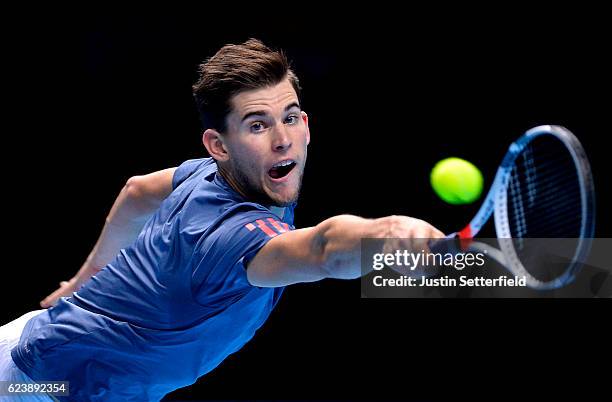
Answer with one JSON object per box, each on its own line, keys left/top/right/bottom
{"left": 450, "top": 125, "right": 596, "bottom": 289}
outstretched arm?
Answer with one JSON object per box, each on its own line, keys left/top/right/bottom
{"left": 40, "top": 167, "right": 176, "bottom": 308}
{"left": 247, "top": 214, "right": 444, "bottom": 287}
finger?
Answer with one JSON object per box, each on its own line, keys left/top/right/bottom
{"left": 412, "top": 227, "right": 432, "bottom": 242}
{"left": 40, "top": 294, "right": 58, "bottom": 308}
{"left": 40, "top": 288, "right": 64, "bottom": 308}
{"left": 413, "top": 238, "right": 430, "bottom": 253}
{"left": 432, "top": 228, "right": 445, "bottom": 238}
{"left": 40, "top": 297, "right": 54, "bottom": 308}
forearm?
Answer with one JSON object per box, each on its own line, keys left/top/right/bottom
{"left": 73, "top": 178, "right": 161, "bottom": 285}
{"left": 316, "top": 214, "right": 445, "bottom": 280}
{"left": 248, "top": 214, "right": 443, "bottom": 287}
{"left": 316, "top": 215, "right": 392, "bottom": 280}
{"left": 40, "top": 169, "right": 175, "bottom": 307}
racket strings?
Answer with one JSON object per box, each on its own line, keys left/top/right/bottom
{"left": 506, "top": 136, "right": 584, "bottom": 281}
{"left": 511, "top": 173, "right": 582, "bottom": 221}
{"left": 512, "top": 187, "right": 581, "bottom": 232}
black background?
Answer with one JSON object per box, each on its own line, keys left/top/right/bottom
{"left": 3, "top": 7, "right": 610, "bottom": 402}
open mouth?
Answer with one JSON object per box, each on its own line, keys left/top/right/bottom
{"left": 268, "top": 160, "right": 297, "bottom": 179}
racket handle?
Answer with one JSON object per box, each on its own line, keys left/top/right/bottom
{"left": 428, "top": 232, "right": 459, "bottom": 254}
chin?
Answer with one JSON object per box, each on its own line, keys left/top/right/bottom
{"left": 271, "top": 196, "right": 297, "bottom": 207}
{"left": 269, "top": 190, "right": 299, "bottom": 207}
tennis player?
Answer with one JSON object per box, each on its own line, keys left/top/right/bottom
{"left": 0, "top": 39, "right": 443, "bottom": 401}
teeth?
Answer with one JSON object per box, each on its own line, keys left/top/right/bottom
{"left": 273, "top": 160, "right": 294, "bottom": 168}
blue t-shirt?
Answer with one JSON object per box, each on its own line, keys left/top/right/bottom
{"left": 11, "top": 158, "right": 295, "bottom": 401}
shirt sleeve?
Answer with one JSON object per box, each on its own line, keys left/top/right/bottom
{"left": 172, "top": 158, "right": 212, "bottom": 189}
{"left": 190, "top": 206, "right": 293, "bottom": 306}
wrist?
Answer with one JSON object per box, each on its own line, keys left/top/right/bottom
{"left": 373, "top": 216, "right": 398, "bottom": 238}
{"left": 66, "top": 276, "right": 83, "bottom": 290}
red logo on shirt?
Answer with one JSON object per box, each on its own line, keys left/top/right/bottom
{"left": 245, "top": 218, "right": 290, "bottom": 237}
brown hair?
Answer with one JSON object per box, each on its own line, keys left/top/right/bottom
{"left": 192, "top": 39, "right": 301, "bottom": 133}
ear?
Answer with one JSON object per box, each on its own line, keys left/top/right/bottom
{"left": 202, "top": 129, "right": 230, "bottom": 162}
{"left": 301, "top": 111, "right": 311, "bottom": 145}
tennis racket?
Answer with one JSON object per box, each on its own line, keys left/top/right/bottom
{"left": 434, "top": 125, "right": 596, "bottom": 290}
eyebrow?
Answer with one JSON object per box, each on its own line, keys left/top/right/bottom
{"left": 240, "top": 102, "right": 301, "bottom": 123}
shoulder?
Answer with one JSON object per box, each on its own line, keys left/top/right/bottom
{"left": 172, "top": 158, "right": 216, "bottom": 189}
{"left": 212, "top": 203, "right": 292, "bottom": 239}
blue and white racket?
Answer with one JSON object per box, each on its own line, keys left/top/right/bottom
{"left": 438, "top": 125, "right": 596, "bottom": 290}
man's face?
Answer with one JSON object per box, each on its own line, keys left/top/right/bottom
{"left": 220, "top": 78, "right": 310, "bottom": 206}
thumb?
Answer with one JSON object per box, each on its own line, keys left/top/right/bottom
{"left": 40, "top": 297, "right": 52, "bottom": 308}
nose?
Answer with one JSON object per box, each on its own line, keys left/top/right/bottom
{"left": 271, "top": 124, "right": 292, "bottom": 152}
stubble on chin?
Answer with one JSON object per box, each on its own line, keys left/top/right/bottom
{"left": 229, "top": 160, "right": 304, "bottom": 207}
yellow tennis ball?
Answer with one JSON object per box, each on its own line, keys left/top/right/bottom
{"left": 430, "top": 157, "right": 483, "bottom": 204}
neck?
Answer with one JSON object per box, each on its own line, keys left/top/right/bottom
{"left": 217, "top": 163, "right": 286, "bottom": 218}
{"left": 217, "top": 164, "right": 249, "bottom": 200}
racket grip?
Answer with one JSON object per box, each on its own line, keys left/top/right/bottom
{"left": 428, "top": 232, "right": 460, "bottom": 254}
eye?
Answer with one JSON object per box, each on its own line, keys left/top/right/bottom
{"left": 285, "top": 114, "right": 299, "bottom": 125}
{"left": 250, "top": 121, "right": 266, "bottom": 133}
